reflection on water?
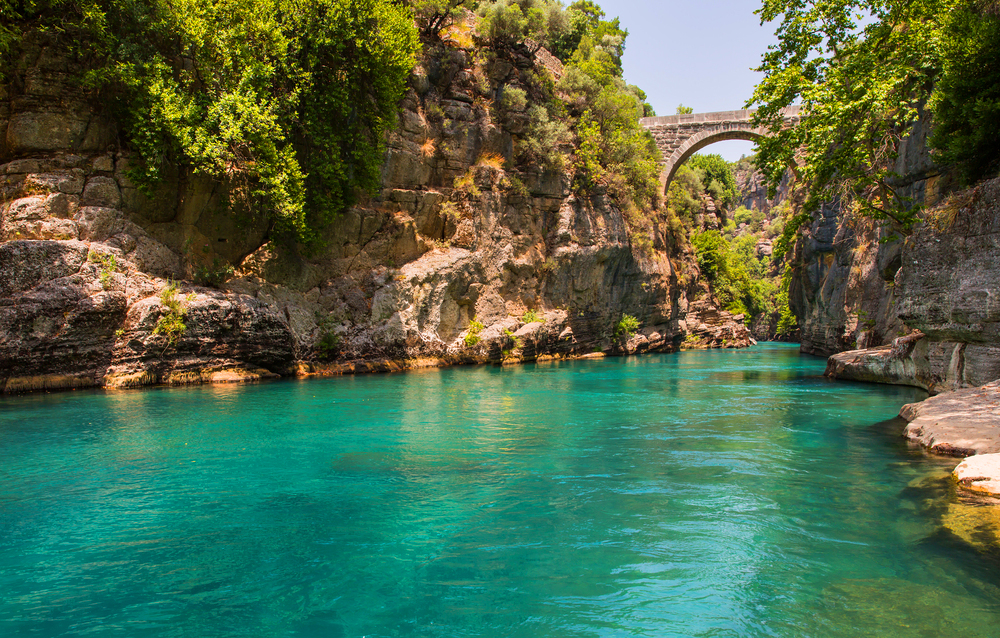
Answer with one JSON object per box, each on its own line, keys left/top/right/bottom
{"left": 1, "top": 344, "right": 999, "bottom": 637}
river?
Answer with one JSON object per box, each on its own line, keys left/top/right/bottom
{"left": 2, "top": 343, "right": 999, "bottom": 637}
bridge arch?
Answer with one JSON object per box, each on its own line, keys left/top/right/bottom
{"left": 640, "top": 107, "right": 801, "bottom": 194}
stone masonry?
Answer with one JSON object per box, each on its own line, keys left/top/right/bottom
{"left": 640, "top": 107, "right": 802, "bottom": 192}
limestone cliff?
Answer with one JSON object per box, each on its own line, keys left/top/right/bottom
{"left": 780, "top": 105, "right": 1000, "bottom": 393}
{"left": 0, "top": 36, "right": 750, "bottom": 393}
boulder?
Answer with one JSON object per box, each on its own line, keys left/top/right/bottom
{"left": 953, "top": 454, "right": 1000, "bottom": 497}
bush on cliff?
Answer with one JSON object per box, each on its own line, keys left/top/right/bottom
{"left": 929, "top": 2, "right": 1000, "bottom": 185}
{"left": 3, "top": 0, "right": 419, "bottom": 244}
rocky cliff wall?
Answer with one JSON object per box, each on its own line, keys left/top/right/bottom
{"left": 0, "top": 37, "right": 750, "bottom": 393}
{"left": 825, "top": 179, "right": 1000, "bottom": 393}
{"left": 786, "top": 110, "right": 956, "bottom": 358}
{"left": 779, "top": 101, "right": 1000, "bottom": 393}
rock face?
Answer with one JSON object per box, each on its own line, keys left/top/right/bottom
{"left": 823, "top": 180, "right": 1000, "bottom": 393}
{"left": 734, "top": 163, "right": 792, "bottom": 216}
{"left": 899, "top": 380, "right": 1000, "bottom": 456}
{"left": 788, "top": 111, "right": 952, "bottom": 359}
{"left": 953, "top": 454, "right": 1000, "bottom": 497}
{"left": 0, "top": 37, "right": 751, "bottom": 392}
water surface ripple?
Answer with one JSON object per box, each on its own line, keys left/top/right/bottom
{"left": 2, "top": 344, "right": 999, "bottom": 637}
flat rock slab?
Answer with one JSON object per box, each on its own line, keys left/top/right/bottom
{"left": 900, "top": 380, "right": 1000, "bottom": 456}
{"left": 954, "top": 454, "right": 1000, "bottom": 497}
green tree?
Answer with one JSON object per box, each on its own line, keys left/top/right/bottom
{"left": 406, "top": 0, "right": 472, "bottom": 39}
{"left": 4, "top": 0, "right": 419, "bottom": 244}
{"left": 676, "top": 104, "right": 693, "bottom": 115}
{"left": 748, "top": 0, "right": 950, "bottom": 229}
{"left": 556, "top": 17, "right": 660, "bottom": 210}
{"left": 928, "top": 2, "right": 1000, "bottom": 185}
{"left": 687, "top": 154, "right": 739, "bottom": 209}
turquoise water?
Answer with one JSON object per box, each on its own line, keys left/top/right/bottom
{"left": 2, "top": 343, "right": 999, "bottom": 637}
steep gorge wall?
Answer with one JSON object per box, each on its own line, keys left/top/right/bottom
{"left": 0, "top": 36, "right": 750, "bottom": 393}
{"left": 785, "top": 109, "right": 1000, "bottom": 393}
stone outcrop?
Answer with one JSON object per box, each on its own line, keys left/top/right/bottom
{"left": 734, "top": 163, "right": 792, "bottom": 217}
{"left": 899, "top": 380, "right": 1000, "bottom": 457}
{"left": 681, "top": 299, "right": 756, "bottom": 349}
{"left": 896, "top": 380, "right": 1000, "bottom": 497}
{"left": 0, "top": 36, "right": 751, "bottom": 393}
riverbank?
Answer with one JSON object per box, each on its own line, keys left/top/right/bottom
{"left": 2, "top": 318, "right": 756, "bottom": 395}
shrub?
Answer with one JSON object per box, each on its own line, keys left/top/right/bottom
{"left": 477, "top": 152, "right": 506, "bottom": 169}
{"left": 5, "top": 0, "right": 420, "bottom": 245}
{"left": 316, "top": 332, "right": 341, "bottom": 360}
{"left": 733, "top": 206, "right": 752, "bottom": 226}
{"left": 499, "top": 86, "right": 528, "bottom": 113}
{"left": 193, "top": 258, "right": 235, "bottom": 288}
{"left": 687, "top": 154, "right": 739, "bottom": 209}
{"left": 464, "top": 318, "right": 484, "bottom": 348}
{"left": 153, "top": 282, "right": 194, "bottom": 347}
{"left": 406, "top": 0, "right": 473, "bottom": 39}
{"left": 521, "top": 104, "right": 571, "bottom": 170}
{"left": 500, "top": 327, "right": 521, "bottom": 361}
{"left": 615, "top": 314, "right": 640, "bottom": 338}
{"left": 88, "top": 250, "right": 119, "bottom": 290}
{"left": 521, "top": 309, "right": 544, "bottom": 323}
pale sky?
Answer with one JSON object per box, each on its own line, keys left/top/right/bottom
{"left": 596, "top": 0, "right": 779, "bottom": 161}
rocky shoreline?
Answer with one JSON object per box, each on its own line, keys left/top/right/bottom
{"left": 896, "top": 380, "right": 1000, "bottom": 498}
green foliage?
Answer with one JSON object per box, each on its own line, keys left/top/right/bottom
{"left": 551, "top": 5, "right": 660, "bottom": 211}
{"left": 676, "top": 104, "right": 693, "bottom": 115}
{"left": 615, "top": 314, "right": 640, "bottom": 339}
{"left": 666, "top": 164, "right": 704, "bottom": 221}
{"left": 776, "top": 262, "right": 798, "bottom": 336}
{"left": 550, "top": 0, "right": 622, "bottom": 61}
{"left": 477, "top": 0, "right": 569, "bottom": 51}
{"left": 748, "top": 0, "right": 1000, "bottom": 232}
{"left": 500, "top": 327, "right": 521, "bottom": 361}
{"left": 521, "top": 309, "right": 544, "bottom": 323}
{"left": 928, "top": 3, "right": 1000, "bottom": 185}
{"left": 405, "top": 0, "right": 472, "bottom": 39}
{"left": 153, "top": 282, "right": 193, "bottom": 346}
{"left": 733, "top": 206, "right": 753, "bottom": 226}
{"left": 88, "top": 250, "right": 119, "bottom": 290}
{"left": 692, "top": 230, "right": 777, "bottom": 319}
{"left": 193, "top": 258, "right": 235, "bottom": 288}
{"left": 316, "top": 332, "right": 341, "bottom": 360}
{"left": 6, "top": 0, "right": 419, "bottom": 245}
{"left": 686, "top": 154, "right": 739, "bottom": 209}
{"left": 771, "top": 211, "right": 812, "bottom": 262}
{"left": 464, "top": 318, "right": 484, "bottom": 348}
{"left": 521, "top": 104, "right": 572, "bottom": 169}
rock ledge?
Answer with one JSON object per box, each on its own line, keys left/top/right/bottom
{"left": 900, "top": 380, "right": 1000, "bottom": 457}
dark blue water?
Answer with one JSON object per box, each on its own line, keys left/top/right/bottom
{"left": 2, "top": 344, "right": 999, "bottom": 637}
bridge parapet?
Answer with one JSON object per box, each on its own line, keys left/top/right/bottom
{"left": 639, "top": 106, "right": 802, "bottom": 193}
{"left": 639, "top": 105, "right": 801, "bottom": 129}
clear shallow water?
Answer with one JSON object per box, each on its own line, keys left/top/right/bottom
{"left": 1, "top": 343, "right": 999, "bottom": 638}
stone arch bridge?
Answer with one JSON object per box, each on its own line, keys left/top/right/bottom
{"left": 640, "top": 106, "right": 801, "bottom": 192}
